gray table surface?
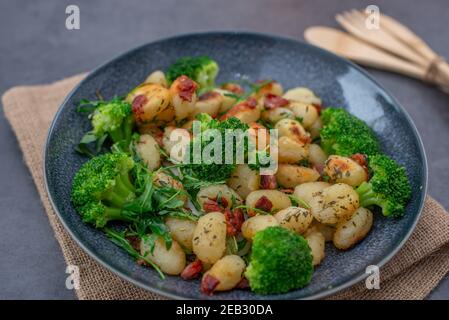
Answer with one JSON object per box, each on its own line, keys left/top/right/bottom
{"left": 1, "top": 0, "right": 448, "bottom": 300}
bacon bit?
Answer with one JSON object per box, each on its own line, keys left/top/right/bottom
{"left": 351, "top": 153, "right": 367, "bottom": 167}
{"left": 201, "top": 274, "right": 220, "bottom": 295}
{"left": 255, "top": 196, "right": 273, "bottom": 212}
{"left": 203, "top": 200, "right": 222, "bottom": 213}
{"left": 235, "top": 278, "right": 250, "bottom": 290}
{"left": 224, "top": 208, "right": 245, "bottom": 236}
{"left": 263, "top": 93, "right": 289, "bottom": 109}
{"left": 220, "top": 98, "right": 257, "bottom": 120}
{"left": 351, "top": 153, "right": 369, "bottom": 176}
{"left": 131, "top": 94, "right": 148, "bottom": 122}
{"left": 280, "top": 188, "right": 294, "bottom": 194}
{"left": 203, "top": 196, "right": 229, "bottom": 213}
{"left": 126, "top": 236, "right": 141, "bottom": 252}
{"left": 301, "top": 135, "right": 312, "bottom": 144}
{"left": 314, "top": 164, "right": 325, "bottom": 175}
{"left": 199, "top": 91, "right": 220, "bottom": 101}
{"left": 312, "top": 103, "right": 322, "bottom": 114}
{"left": 181, "top": 260, "right": 203, "bottom": 280}
{"left": 221, "top": 83, "right": 244, "bottom": 95}
{"left": 260, "top": 175, "right": 277, "bottom": 189}
{"left": 245, "top": 97, "right": 258, "bottom": 108}
{"left": 289, "top": 126, "right": 311, "bottom": 144}
{"left": 213, "top": 196, "right": 229, "bottom": 208}
{"left": 176, "top": 75, "right": 197, "bottom": 102}
{"left": 153, "top": 130, "right": 164, "bottom": 147}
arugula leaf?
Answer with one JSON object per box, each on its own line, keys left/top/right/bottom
{"left": 158, "top": 208, "right": 199, "bottom": 221}
{"left": 124, "top": 176, "right": 154, "bottom": 213}
{"left": 104, "top": 227, "right": 165, "bottom": 279}
{"left": 234, "top": 204, "right": 271, "bottom": 215}
{"left": 74, "top": 131, "right": 98, "bottom": 157}
{"left": 288, "top": 195, "right": 310, "bottom": 209}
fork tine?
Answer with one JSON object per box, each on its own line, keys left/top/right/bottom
{"left": 348, "top": 10, "right": 369, "bottom": 28}
{"left": 351, "top": 9, "right": 366, "bottom": 20}
{"left": 336, "top": 8, "right": 428, "bottom": 67}
{"left": 336, "top": 13, "right": 360, "bottom": 35}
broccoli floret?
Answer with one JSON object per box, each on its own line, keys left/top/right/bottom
{"left": 78, "top": 201, "right": 134, "bottom": 228}
{"left": 71, "top": 152, "right": 137, "bottom": 227}
{"left": 320, "top": 108, "right": 380, "bottom": 156}
{"left": 245, "top": 226, "right": 313, "bottom": 295}
{"left": 181, "top": 113, "right": 249, "bottom": 183}
{"left": 166, "top": 56, "right": 219, "bottom": 89}
{"left": 77, "top": 97, "right": 134, "bottom": 155}
{"left": 356, "top": 154, "right": 411, "bottom": 218}
{"left": 91, "top": 98, "right": 133, "bottom": 145}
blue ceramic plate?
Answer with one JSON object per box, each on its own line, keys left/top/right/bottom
{"left": 44, "top": 32, "right": 427, "bottom": 299}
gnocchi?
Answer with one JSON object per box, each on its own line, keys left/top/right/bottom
{"left": 324, "top": 155, "right": 368, "bottom": 187}
{"left": 162, "top": 126, "right": 190, "bottom": 161}
{"left": 144, "top": 70, "right": 168, "bottom": 87}
{"left": 304, "top": 229, "right": 325, "bottom": 266}
{"left": 126, "top": 83, "right": 171, "bottom": 123}
{"left": 288, "top": 102, "right": 319, "bottom": 129}
{"left": 241, "top": 215, "right": 279, "bottom": 240}
{"left": 227, "top": 165, "right": 260, "bottom": 199}
{"left": 294, "top": 181, "right": 331, "bottom": 205}
{"left": 192, "top": 91, "right": 223, "bottom": 117}
{"left": 245, "top": 190, "right": 291, "bottom": 214}
{"left": 221, "top": 98, "right": 260, "bottom": 124}
{"left": 333, "top": 207, "right": 373, "bottom": 250}
{"left": 274, "top": 207, "right": 313, "bottom": 234}
{"left": 282, "top": 87, "right": 322, "bottom": 105}
{"left": 165, "top": 217, "right": 197, "bottom": 251}
{"left": 135, "top": 134, "right": 161, "bottom": 171}
{"left": 213, "top": 89, "right": 238, "bottom": 113}
{"left": 275, "top": 118, "right": 311, "bottom": 144}
{"left": 308, "top": 144, "right": 327, "bottom": 165}
{"left": 170, "top": 75, "right": 198, "bottom": 120}
{"left": 140, "top": 236, "right": 186, "bottom": 275}
{"left": 275, "top": 164, "right": 320, "bottom": 188}
{"left": 309, "top": 183, "right": 359, "bottom": 224}
{"left": 197, "top": 184, "right": 242, "bottom": 209}
{"left": 192, "top": 211, "right": 227, "bottom": 264}
{"left": 204, "top": 255, "right": 246, "bottom": 291}
{"left": 261, "top": 107, "right": 295, "bottom": 124}
{"left": 278, "top": 136, "right": 309, "bottom": 164}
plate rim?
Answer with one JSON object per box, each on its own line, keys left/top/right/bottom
{"left": 43, "top": 30, "right": 428, "bottom": 300}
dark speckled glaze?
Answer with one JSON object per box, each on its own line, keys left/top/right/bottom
{"left": 44, "top": 32, "right": 427, "bottom": 300}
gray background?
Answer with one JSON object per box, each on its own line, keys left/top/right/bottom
{"left": 0, "top": 0, "right": 448, "bottom": 299}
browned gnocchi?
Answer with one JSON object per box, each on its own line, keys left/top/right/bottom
{"left": 274, "top": 207, "right": 313, "bottom": 234}
{"left": 275, "top": 164, "right": 320, "bottom": 188}
{"left": 309, "top": 183, "right": 360, "bottom": 224}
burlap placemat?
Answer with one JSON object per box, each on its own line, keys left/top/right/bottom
{"left": 2, "top": 74, "right": 449, "bottom": 300}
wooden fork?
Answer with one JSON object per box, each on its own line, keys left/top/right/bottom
{"left": 336, "top": 9, "right": 429, "bottom": 67}
{"left": 329, "top": 9, "right": 449, "bottom": 92}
